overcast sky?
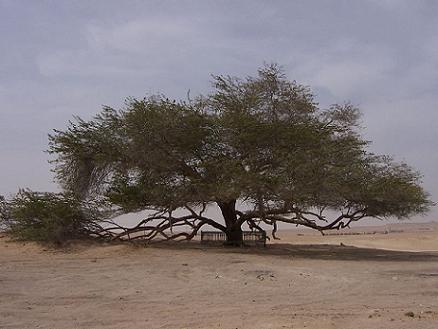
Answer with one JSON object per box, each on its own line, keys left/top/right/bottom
{"left": 1, "top": 0, "right": 437, "bottom": 221}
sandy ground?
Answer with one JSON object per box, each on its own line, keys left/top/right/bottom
{"left": 1, "top": 223, "right": 438, "bottom": 329}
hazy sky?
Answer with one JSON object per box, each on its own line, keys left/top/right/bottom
{"left": 1, "top": 0, "right": 437, "bottom": 221}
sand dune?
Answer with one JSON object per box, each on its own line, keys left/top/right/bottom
{"left": 1, "top": 223, "right": 438, "bottom": 329}
{"left": 273, "top": 221, "right": 438, "bottom": 252}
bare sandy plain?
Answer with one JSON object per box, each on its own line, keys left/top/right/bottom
{"left": 1, "top": 222, "right": 438, "bottom": 329}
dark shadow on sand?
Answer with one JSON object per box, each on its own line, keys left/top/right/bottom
{"left": 2, "top": 233, "right": 437, "bottom": 262}
{"left": 259, "top": 243, "right": 438, "bottom": 262}
{"left": 147, "top": 241, "right": 438, "bottom": 262}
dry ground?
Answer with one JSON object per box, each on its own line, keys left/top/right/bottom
{"left": 1, "top": 223, "right": 438, "bottom": 329}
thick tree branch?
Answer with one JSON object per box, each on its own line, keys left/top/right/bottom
{"left": 88, "top": 208, "right": 225, "bottom": 242}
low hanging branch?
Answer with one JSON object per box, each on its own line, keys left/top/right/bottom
{"left": 89, "top": 205, "right": 225, "bottom": 242}
{"left": 84, "top": 203, "right": 368, "bottom": 243}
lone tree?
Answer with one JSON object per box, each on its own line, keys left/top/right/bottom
{"left": 48, "top": 64, "right": 430, "bottom": 244}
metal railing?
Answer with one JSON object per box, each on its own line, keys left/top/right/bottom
{"left": 200, "top": 231, "right": 266, "bottom": 247}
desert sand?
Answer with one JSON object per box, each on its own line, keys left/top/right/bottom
{"left": 1, "top": 222, "right": 438, "bottom": 329}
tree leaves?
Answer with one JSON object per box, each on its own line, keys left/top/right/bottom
{"left": 47, "top": 64, "right": 431, "bottom": 234}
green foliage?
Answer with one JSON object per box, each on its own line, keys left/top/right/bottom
{"left": 47, "top": 63, "right": 431, "bottom": 236}
{"left": 0, "top": 190, "right": 93, "bottom": 243}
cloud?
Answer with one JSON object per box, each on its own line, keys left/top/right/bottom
{"left": 287, "top": 39, "right": 395, "bottom": 101}
{"left": 86, "top": 18, "right": 195, "bottom": 53}
{"left": 1, "top": 0, "right": 437, "bottom": 220}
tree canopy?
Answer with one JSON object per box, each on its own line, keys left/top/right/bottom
{"left": 47, "top": 64, "right": 431, "bottom": 244}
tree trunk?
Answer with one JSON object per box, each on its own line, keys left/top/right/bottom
{"left": 225, "top": 225, "right": 243, "bottom": 246}
{"left": 218, "top": 200, "right": 243, "bottom": 246}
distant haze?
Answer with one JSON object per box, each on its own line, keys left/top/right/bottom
{"left": 1, "top": 0, "right": 437, "bottom": 222}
